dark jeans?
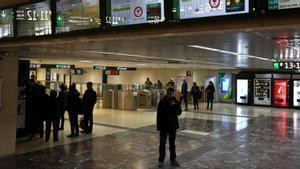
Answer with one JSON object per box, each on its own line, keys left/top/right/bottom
{"left": 207, "top": 98, "right": 213, "bottom": 110}
{"left": 68, "top": 111, "right": 79, "bottom": 135}
{"left": 45, "top": 119, "right": 59, "bottom": 141}
{"left": 159, "top": 129, "right": 177, "bottom": 162}
{"left": 84, "top": 107, "right": 94, "bottom": 132}
{"left": 193, "top": 98, "right": 199, "bottom": 109}
{"left": 59, "top": 109, "right": 66, "bottom": 129}
{"left": 182, "top": 95, "right": 188, "bottom": 110}
{"left": 29, "top": 118, "right": 44, "bottom": 139}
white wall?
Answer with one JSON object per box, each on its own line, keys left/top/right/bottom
{"left": 0, "top": 55, "right": 19, "bottom": 157}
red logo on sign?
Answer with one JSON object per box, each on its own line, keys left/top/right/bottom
{"left": 209, "top": 0, "right": 220, "bottom": 8}
{"left": 134, "top": 6, "right": 143, "bottom": 17}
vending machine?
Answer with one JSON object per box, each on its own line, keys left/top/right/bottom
{"left": 254, "top": 79, "right": 271, "bottom": 106}
{"left": 273, "top": 79, "right": 289, "bottom": 107}
{"left": 293, "top": 80, "right": 300, "bottom": 107}
{"left": 236, "top": 79, "right": 249, "bottom": 104}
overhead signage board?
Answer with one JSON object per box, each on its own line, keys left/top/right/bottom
{"left": 16, "top": 0, "right": 52, "bottom": 36}
{"left": 107, "top": 0, "right": 165, "bottom": 26}
{"left": 0, "top": 9, "right": 14, "bottom": 38}
{"left": 56, "top": 0, "right": 101, "bottom": 33}
{"left": 93, "top": 66, "right": 137, "bottom": 71}
{"left": 173, "top": 0, "right": 249, "bottom": 20}
{"left": 269, "top": 0, "right": 300, "bottom": 10}
{"left": 274, "top": 61, "right": 300, "bottom": 70}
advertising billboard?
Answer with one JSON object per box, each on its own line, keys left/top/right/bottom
{"left": 56, "top": 0, "right": 101, "bottom": 33}
{"left": 273, "top": 79, "right": 289, "bottom": 107}
{"left": 293, "top": 80, "right": 300, "bottom": 107}
{"left": 269, "top": 0, "right": 300, "bottom": 10}
{"left": 254, "top": 79, "right": 271, "bottom": 106}
{"left": 173, "top": 0, "right": 249, "bottom": 20}
{"left": 0, "top": 9, "right": 14, "bottom": 38}
{"left": 107, "top": 0, "right": 165, "bottom": 26}
{"left": 237, "top": 79, "right": 248, "bottom": 104}
{"left": 16, "top": 0, "right": 52, "bottom": 36}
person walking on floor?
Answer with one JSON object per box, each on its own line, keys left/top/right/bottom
{"left": 157, "top": 87, "right": 182, "bottom": 168}
{"left": 58, "top": 84, "right": 68, "bottom": 130}
{"left": 82, "top": 82, "right": 97, "bottom": 134}
{"left": 205, "top": 81, "right": 215, "bottom": 110}
{"left": 181, "top": 79, "right": 188, "bottom": 110}
{"left": 45, "top": 90, "right": 59, "bottom": 142}
{"left": 191, "top": 82, "right": 201, "bottom": 110}
{"left": 67, "top": 84, "right": 81, "bottom": 137}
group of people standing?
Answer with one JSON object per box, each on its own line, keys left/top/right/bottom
{"left": 25, "top": 80, "right": 97, "bottom": 142}
{"left": 181, "top": 80, "right": 215, "bottom": 110}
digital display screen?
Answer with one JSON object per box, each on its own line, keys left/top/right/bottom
{"left": 237, "top": 79, "right": 248, "bottom": 104}
{"left": 173, "top": 0, "right": 249, "bottom": 20}
{"left": 273, "top": 79, "right": 289, "bottom": 107}
{"left": 269, "top": 0, "right": 300, "bottom": 10}
{"left": 56, "top": 0, "right": 101, "bottom": 33}
{"left": 0, "top": 9, "right": 14, "bottom": 38}
{"left": 16, "top": 0, "right": 52, "bottom": 36}
{"left": 274, "top": 61, "right": 300, "bottom": 70}
{"left": 221, "top": 78, "right": 230, "bottom": 93}
{"left": 107, "top": 0, "right": 165, "bottom": 26}
{"left": 294, "top": 80, "right": 300, "bottom": 107}
{"left": 254, "top": 79, "right": 271, "bottom": 106}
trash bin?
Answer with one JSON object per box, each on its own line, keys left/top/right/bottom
{"left": 138, "top": 90, "right": 152, "bottom": 109}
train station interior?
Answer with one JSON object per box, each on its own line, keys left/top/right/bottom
{"left": 1, "top": 0, "right": 300, "bottom": 168}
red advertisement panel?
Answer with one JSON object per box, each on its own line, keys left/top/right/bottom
{"left": 273, "top": 79, "right": 289, "bottom": 107}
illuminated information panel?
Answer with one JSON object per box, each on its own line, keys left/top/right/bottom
{"left": 0, "top": 9, "right": 14, "bottom": 38}
{"left": 56, "top": 0, "right": 101, "bottom": 33}
{"left": 173, "top": 0, "right": 249, "bottom": 19}
{"left": 107, "top": 0, "right": 165, "bottom": 26}
{"left": 273, "top": 61, "right": 300, "bottom": 70}
{"left": 16, "top": 0, "right": 52, "bottom": 36}
{"left": 269, "top": 0, "right": 300, "bottom": 10}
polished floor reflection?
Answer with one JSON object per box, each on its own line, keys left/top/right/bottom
{"left": 3, "top": 103, "right": 300, "bottom": 168}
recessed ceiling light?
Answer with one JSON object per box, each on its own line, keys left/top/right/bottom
{"left": 77, "top": 60, "right": 93, "bottom": 63}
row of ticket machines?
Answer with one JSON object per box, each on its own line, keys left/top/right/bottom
{"left": 236, "top": 72, "right": 300, "bottom": 108}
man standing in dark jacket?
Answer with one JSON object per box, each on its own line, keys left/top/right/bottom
{"left": 67, "top": 84, "right": 81, "bottom": 137}
{"left": 157, "top": 87, "right": 182, "bottom": 167}
{"left": 58, "top": 84, "right": 68, "bottom": 130}
{"left": 205, "top": 81, "right": 215, "bottom": 110}
{"left": 82, "top": 82, "right": 97, "bottom": 133}
{"left": 181, "top": 79, "right": 188, "bottom": 110}
{"left": 45, "top": 90, "right": 59, "bottom": 142}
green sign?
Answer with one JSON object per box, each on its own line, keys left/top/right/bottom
{"left": 273, "top": 62, "right": 279, "bottom": 70}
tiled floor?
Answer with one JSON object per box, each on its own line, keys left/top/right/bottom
{"left": 3, "top": 103, "right": 300, "bottom": 168}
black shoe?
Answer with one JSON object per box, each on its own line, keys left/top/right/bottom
{"left": 157, "top": 161, "right": 164, "bottom": 168}
{"left": 54, "top": 139, "right": 59, "bottom": 142}
{"left": 80, "top": 130, "right": 87, "bottom": 133}
{"left": 59, "top": 128, "right": 64, "bottom": 130}
{"left": 67, "top": 134, "right": 74, "bottom": 138}
{"left": 170, "top": 160, "right": 180, "bottom": 167}
{"left": 75, "top": 133, "right": 79, "bottom": 137}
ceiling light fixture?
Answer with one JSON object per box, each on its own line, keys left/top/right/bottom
{"left": 77, "top": 60, "right": 93, "bottom": 63}
{"left": 187, "top": 45, "right": 276, "bottom": 62}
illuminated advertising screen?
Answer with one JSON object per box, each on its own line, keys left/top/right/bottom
{"left": 16, "top": 0, "right": 52, "bottom": 36}
{"left": 269, "top": 0, "right": 300, "bottom": 10}
{"left": 0, "top": 9, "right": 14, "bottom": 38}
{"left": 56, "top": 0, "right": 101, "bottom": 33}
{"left": 273, "top": 79, "right": 289, "bottom": 107}
{"left": 173, "top": 0, "right": 249, "bottom": 20}
{"left": 107, "top": 0, "right": 165, "bottom": 26}
{"left": 237, "top": 79, "right": 248, "bottom": 104}
{"left": 293, "top": 80, "right": 300, "bottom": 107}
{"left": 254, "top": 79, "right": 271, "bottom": 106}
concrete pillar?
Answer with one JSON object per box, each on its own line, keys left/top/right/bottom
{"left": 0, "top": 54, "right": 19, "bottom": 157}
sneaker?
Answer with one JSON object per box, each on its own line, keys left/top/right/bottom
{"left": 157, "top": 161, "right": 164, "bottom": 168}
{"left": 170, "top": 160, "right": 180, "bottom": 167}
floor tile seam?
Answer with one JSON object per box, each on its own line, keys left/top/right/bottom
{"left": 184, "top": 110, "right": 256, "bottom": 118}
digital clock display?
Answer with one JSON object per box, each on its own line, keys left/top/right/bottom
{"left": 274, "top": 62, "right": 300, "bottom": 70}
{"left": 16, "top": 0, "right": 52, "bottom": 36}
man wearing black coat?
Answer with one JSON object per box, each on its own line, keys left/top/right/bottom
{"left": 67, "top": 84, "right": 81, "bottom": 137}
{"left": 205, "top": 81, "right": 215, "bottom": 110}
{"left": 45, "top": 90, "right": 59, "bottom": 142}
{"left": 82, "top": 82, "right": 97, "bottom": 133}
{"left": 157, "top": 87, "right": 182, "bottom": 168}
